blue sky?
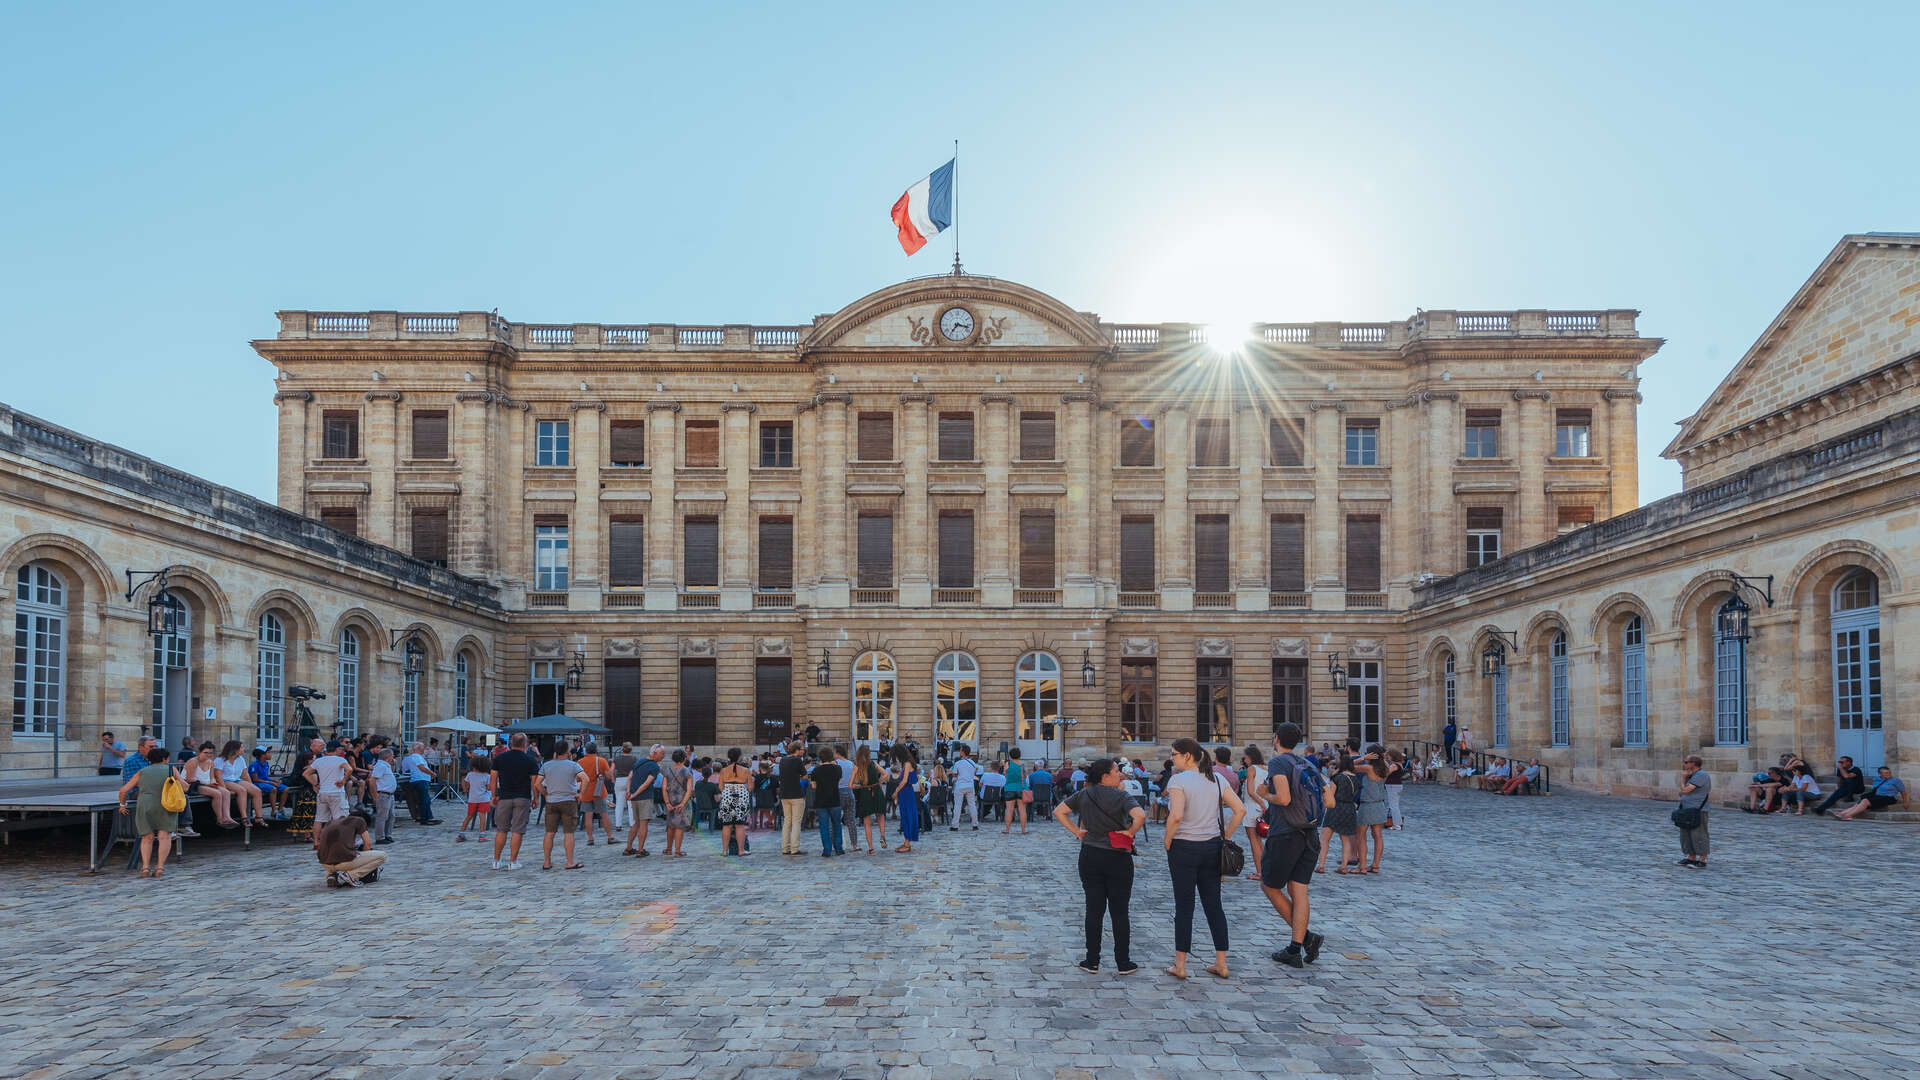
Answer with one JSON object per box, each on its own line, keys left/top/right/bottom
{"left": 2, "top": 2, "right": 1912, "bottom": 503}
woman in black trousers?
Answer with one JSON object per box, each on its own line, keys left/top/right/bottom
{"left": 1053, "top": 757, "right": 1147, "bottom": 975}
{"left": 1162, "top": 737, "right": 1247, "bottom": 980}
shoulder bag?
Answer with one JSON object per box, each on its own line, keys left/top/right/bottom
{"left": 161, "top": 774, "right": 188, "bottom": 814}
{"left": 1214, "top": 776, "right": 1245, "bottom": 877}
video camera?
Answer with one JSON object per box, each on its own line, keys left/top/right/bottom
{"left": 288, "top": 685, "right": 328, "bottom": 702}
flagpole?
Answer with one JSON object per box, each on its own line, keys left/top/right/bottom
{"left": 952, "top": 138, "right": 961, "bottom": 277}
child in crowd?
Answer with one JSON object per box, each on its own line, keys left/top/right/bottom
{"left": 248, "top": 747, "right": 289, "bottom": 818}
{"left": 457, "top": 755, "right": 493, "bottom": 842}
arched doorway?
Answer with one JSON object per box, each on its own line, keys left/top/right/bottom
{"left": 851, "top": 651, "right": 896, "bottom": 748}
{"left": 1015, "top": 651, "right": 1061, "bottom": 763}
{"left": 1831, "top": 570, "right": 1883, "bottom": 766}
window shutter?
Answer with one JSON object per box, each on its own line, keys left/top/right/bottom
{"left": 1345, "top": 514, "right": 1382, "bottom": 592}
{"left": 410, "top": 508, "right": 448, "bottom": 566}
{"left": 604, "top": 660, "right": 644, "bottom": 745}
{"left": 754, "top": 659, "right": 793, "bottom": 744}
{"left": 1120, "top": 516, "right": 1156, "bottom": 592}
{"left": 1465, "top": 507, "right": 1504, "bottom": 530}
{"left": 683, "top": 420, "right": 719, "bottom": 468}
{"left": 858, "top": 412, "right": 894, "bottom": 460}
{"left": 532, "top": 513, "right": 569, "bottom": 528}
{"left": 678, "top": 660, "right": 716, "bottom": 744}
{"left": 857, "top": 513, "right": 894, "bottom": 588}
{"left": 1193, "top": 514, "right": 1230, "bottom": 592}
{"left": 683, "top": 516, "right": 719, "bottom": 587}
{"left": 1269, "top": 418, "right": 1304, "bottom": 466}
{"left": 609, "top": 519, "right": 647, "bottom": 586}
{"left": 1465, "top": 409, "right": 1501, "bottom": 427}
{"left": 1019, "top": 412, "right": 1056, "bottom": 460}
{"left": 1194, "top": 418, "right": 1229, "bottom": 466}
{"left": 1019, "top": 509, "right": 1055, "bottom": 588}
{"left": 1120, "top": 418, "right": 1154, "bottom": 466}
{"left": 938, "top": 413, "right": 975, "bottom": 460}
{"left": 1268, "top": 514, "right": 1305, "bottom": 592}
{"left": 1556, "top": 408, "right": 1592, "bottom": 425}
{"left": 938, "top": 511, "right": 974, "bottom": 588}
{"left": 320, "top": 507, "right": 357, "bottom": 535}
{"left": 758, "top": 516, "right": 793, "bottom": 589}
{"left": 410, "top": 411, "right": 448, "bottom": 459}
{"left": 609, "top": 420, "right": 646, "bottom": 466}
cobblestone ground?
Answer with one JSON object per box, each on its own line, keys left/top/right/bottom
{"left": 1, "top": 786, "right": 1917, "bottom": 1079}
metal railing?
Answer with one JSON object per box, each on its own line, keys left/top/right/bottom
{"left": 1404, "top": 738, "right": 1550, "bottom": 794}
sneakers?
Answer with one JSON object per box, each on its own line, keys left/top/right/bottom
{"left": 456, "top": 834, "right": 468, "bottom": 842}
{"left": 1304, "top": 931, "right": 1324, "bottom": 964}
{"left": 377, "top": 837, "right": 394, "bottom": 845}
{"left": 1076, "top": 962, "right": 1100, "bottom": 974}
{"left": 1115, "top": 963, "right": 1140, "bottom": 976}
{"left": 491, "top": 859, "right": 503, "bottom": 870}
{"left": 507, "top": 860, "right": 522, "bottom": 870}
{"left": 336, "top": 873, "right": 362, "bottom": 888}
{"left": 1271, "top": 945, "right": 1305, "bottom": 968}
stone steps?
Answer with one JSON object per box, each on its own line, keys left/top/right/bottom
{"left": 1717, "top": 799, "right": 1919, "bottom": 823}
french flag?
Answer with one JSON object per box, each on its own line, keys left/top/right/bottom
{"left": 890, "top": 158, "right": 954, "bottom": 255}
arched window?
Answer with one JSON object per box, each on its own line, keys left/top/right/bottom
{"left": 933, "top": 651, "right": 978, "bottom": 743}
{"left": 852, "top": 651, "right": 895, "bottom": 744}
{"left": 1549, "top": 631, "right": 1570, "bottom": 747}
{"left": 337, "top": 629, "right": 361, "bottom": 736}
{"left": 256, "top": 613, "right": 286, "bottom": 743}
{"left": 1713, "top": 596, "right": 1748, "bottom": 745}
{"left": 454, "top": 651, "right": 471, "bottom": 719}
{"left": 1016, "top": 651, "right": 1060, "bottom": 742}
{"left": 401, "top": 639, "right": 425, "bottom": 743}
{"left": 1442, "top": 652, "right": 1457, "bottom": 730}
{"left": 1831, "top": 570, "right": 1882, "bottom": 765}
{"left": 1622, "top": 615, "right": 1647, "bottom": 747}
{"left": 12, "top": 565, "right": 66, "bottom": 736}
{"left": 150, "top": 590, "right": 191, "bottom": 748}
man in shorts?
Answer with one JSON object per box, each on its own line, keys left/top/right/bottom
{"left": 490, "top": 733, "right": 540, "bottom": 870}
{"left": 1261, "top": 722, "right": 1326, "bottom": 970}
{"left": 537, "top": 742, "right": 585, "bottom": 870}
{"left": 304, "top": 743, "right": 354, "bottom": 851}
{"left": 316, "top": 810, "right": 385, "bottom": 887}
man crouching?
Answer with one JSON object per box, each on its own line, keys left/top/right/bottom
{"left": 317, "top": 809, "right": 386, "bottom": 888}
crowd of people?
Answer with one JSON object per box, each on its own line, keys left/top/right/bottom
{"left": 1743, "top": 753, "right": 1909, "bottom": 819}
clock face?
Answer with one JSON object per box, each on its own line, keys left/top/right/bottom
{"left": 939, "top": 306, "right": 975, "bottom": 341}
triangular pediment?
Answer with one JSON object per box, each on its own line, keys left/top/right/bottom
{"left": 802, "top": 275, "right": 1107, "bottom": 352}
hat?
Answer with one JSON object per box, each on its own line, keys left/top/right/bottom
{"left": 252, "top": 746, "right": 271, "bottom": 756}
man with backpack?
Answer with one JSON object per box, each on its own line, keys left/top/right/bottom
{"left": 1261, "top": 722, "right": 1331, "bottom": 969}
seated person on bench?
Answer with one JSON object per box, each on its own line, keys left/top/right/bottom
{"left": 1501, "top": 759, "right": 1542, "bottom": 795}
{"left": 1479, "top": 758, "right": 1511, "bottom": 792}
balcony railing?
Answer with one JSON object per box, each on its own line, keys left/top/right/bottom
{"left": 603, "top": 591, "right": 646, "bottom": 608}
{"left": 679, "top": 591, "right": 720, "bottom": 609}
{"left": 934, "top": 588, "right": 979, "bottom": 604}
{"left": 1193, "top": 592, "right": 1234, "bottom": 609}
{"left": 1456, "top": 313, "right": 1511, "bottom": 333}
{"left": 1269, "top": 592, "right": 1310, "bottom": 609}
{"left": 311, "top": 313, "right": 369, "bottom": 334}
{"left": 1015, "top": 589, "right": 1060, "bottom": 605}
{"left": 677, "top": 328, "right": 725, "bottom": 346}
{"left": 1111, "top": 326, "right": 1161, "bottom": 349}
{"left": 603, "top": 326, "right": 650, "bottom": 344}
{"left": 1340, "top": 325, "right": 1388, "bottom": 344}
{"left": 527, "top": 325, "right": 575, "bottom": 344}
{"left": 1262, "top": 325, "right": 1312, "bottom": 343}
{"left": 852, "top": 588, "right": 896, "bottom": 605}
{"left": 752, "top": 328, "right": 800, "bottom": 347}
{"left": 753, "top": 591, "right": 795, "bottom": 608}
{"left": 404, "top": 315, "right": 458, "bottom": 334}
{"left": 528, "top": 592, "right": 568, "bottom": 608}
{"left": 1118, "top": 592, "right": 1158, "bottom": 609}
{"left": 1347, "top": 592, "right": 1388, "bottom": 609}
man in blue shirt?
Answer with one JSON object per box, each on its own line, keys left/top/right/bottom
{"left": 399, "top": 742, "right": 441, "bottom": 825}
{"left": 120, "top": 736, "right": 158, "bottom": 782}
{"left": 622, "top": 745, "right": 665, "bottom": 856}
{"left": 1835, "top": 766, "right": 1909, "bottom": 820}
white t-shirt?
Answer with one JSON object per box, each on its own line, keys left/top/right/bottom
{"left": 1122, "top": 778, "right": 1144, "bottom": 798}
{"left": 1247, "top": 765, "right": 1271, "bottom": 805}
{"left": 1168, "top": 770, "right": 1226, "bottom": 841}
{"left": 370, "top": 759, "right": 397, "bottom": 794}
{"left": 982, "top": 770, "right": 1006, "bottom": 790}
{"left": 311, "top": 755, "right": 350, "bottom": 795}
{"left": 1793, "top": 774, "right": 1821, "bottom": 796}
{"left": 951, "top": 758, "right": 980, "bottom": 791}
{"left": 217, "top": 756, "right": 249, "bottom": 783}
{"left": 465, "top": 771, "right": 491, "bottom": 803}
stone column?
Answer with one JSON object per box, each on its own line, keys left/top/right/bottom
{"left": 454, "top": 390, "right": 493, "bottom": 575}
{"left": 795, "top": 403, "right": 818, "bottom": 604}
{"left": 568, "top": 400, "right": 604, "bottom": 611}
{"left": 498, "top": 400, "right": 529, "bottom": 599}
{"left": 1515, "top": 389, "right": 1550, "bottom": 550}
{"left": 364, "top": 389, "right": 401, "bottom": 547}
{"left": 1093, "top": 403, "right": 1117, "bottom": 602}
{"left": 1308, "top": 403, "right": 1343, "bottom": 610}
{"left": 816, "top": 393, "right": 852, "bottom": 608}
{"left": 979, "top": 393, "right": 1014, "bottom": 606}
{"left": 1605, "top": 388, "right": 1640, "bottom": 517}
{"left": 644, "top": 401, "right": 680, "bottom": 612}
{"left": 273, "top": 389, "right": 311, "bottom": 513}
{"left": 1159, "top": 406, "right": 1192, "bottom": 611}
{"left": 721, "top": 402, "right": 756, "bottom": 610}
{"left": 899, "top": 393, "right": 934, "bottom": 606}
{"left": 1386, "top": 404, "right": 1416, "bottom": 604}
{"left": 1422, "top": 392, "right": 1458, "bottom": 575}
{"left": 1233, "top": 401, "right": 1266, "bottom": 611}
{"left": 1886, "top": 592, "right": 1919, "bottom": 770}
{"left": 1063, "top": 392, "right": 1098, "bottom": 607}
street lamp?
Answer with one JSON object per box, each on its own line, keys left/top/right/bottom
{"left": 1480, "top": 630, "right": 1518, "bottom": 678}
{"left": 1326, "top": 652, "right": 1348, "bottom": 691}
{"left": 124, "top": 567, "right": 184, "bottom": 638}
{"left": 815, "top": 648, "right": 832, "bottom": 687}
{"left": 389, "top": 629, "right": 427, "bottom": 674}
{"left": 1080, "top": 648, "right": 1097, "bottom": 688}
{"left": 565, "top": 648, "right": 587, "bottom": 691}
{"left": 1718, "top": 574, "right": 1775, "bottom": 641}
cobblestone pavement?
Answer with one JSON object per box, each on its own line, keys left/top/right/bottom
{"left": 1, "top": 786, "right": 1917, "bottom": 1079}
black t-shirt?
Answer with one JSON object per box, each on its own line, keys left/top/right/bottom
{"left": 1065, "top": 785, "right": 1134, "bottom": 850}
{"left": 492, "top": 750, "right": 539, "bottom": 800}
{"left": 778, "top": 754, "right": 807, "bottom": 799}
{"left": 810, "top": 762, "right": 842, "bottom": 808}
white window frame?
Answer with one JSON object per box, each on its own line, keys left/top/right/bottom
{"left": 256, "top": 613, "right": 285, "bottom": 744}
{"left": 1347, "top": 660, "right": 1382, "bottom": 746}
{"left": 151, "top": 592, "right": 190, "bottom": 745}
{"left": 1713, "top": 597, "right": 1747, "bottom": 745}
{"left": 336, "top": 629, "right": 361, "bottom": 736}
{"left": 1491, "top": 665, "right": 1509, "bottom": 747}
{"left": 454, "top": 652, "right": 471, "bottom": 719}
{"left": 1016, "top": 651, "right": 1061, "bottom": 741}
{"left": 536, "top": 419, "right": 571, "bottom": 466}
{"left": 933, "top": 651, "right": 978, "bottom": 744}
{"left": 1831, "top": 575, "right": 1882, "bottom": 742}
{"left": 1344, "top": 422, "right": 1378, "bottom": 466}
{"left": 1466, "top": 529, "right": 1501, "bottom": 568}
{"left": 1555, "top": 419, "right": 1591, "bottom": 458}
{"left": 12, "top": 565, "right": 66, "bottom": 737}
{"left": 1443, "top": 652, "right": 1457, "bottom": 730}
{"left": 535, "top": 525, "right": 570, "bottom": 591}
{"left": 1622, "top": 616, "right": 1647, "bottom": 747}
{"left": 401, "top": 641, "right": 423, "bottom": 743}
{"left": 1549, "top": 632, "right": 1570, "bottom": 747}
{"left": 852, "top": 651, "right": 896, "bottom": 744}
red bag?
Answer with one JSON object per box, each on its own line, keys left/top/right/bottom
{"left": 1107, "top": 831, "right": 1136, "bottom": 852}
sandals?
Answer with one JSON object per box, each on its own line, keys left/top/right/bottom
{"left": 137, "top": 868, "right": 152, "bottom": 878}
{"left": 565, "top": 863, "right": 586, "bottom": 870}
{"left": 1365, "top": 866, "right": 1380, "bottom": 874}
{"left": 1164, "top": 967, "right": 1188, "bottom": 980}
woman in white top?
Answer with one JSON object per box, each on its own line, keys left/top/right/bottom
{"left": 1162, "top": 737, "right": 1246, "bottom": 980}
{"left": 1241, "top": 745, "right": 1270, "bottom": 882}
{"left": 184, "top": 742, "right": 239, "bottom": 828}
{"left": 216, "top": 739, "right": 267, "bottom": 826}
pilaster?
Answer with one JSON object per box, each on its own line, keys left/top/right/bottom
{"left": 273, "top": 389, "right": 310, "bottom": 513}
{"left": 1605, "top": 388, "right": 1641, "bottom": 517}
{"left": 644, "top": 401, "right": 680, "bottom": 612}
{"left": 568, "top": 400, "right": 604, "bottom": 610}
{"left": 454, "top": 390, "right": 492, "bottom": 575}
{"left": 1515, "top": 389, "right": 1550, "bottom": 550}
{"left": 979, "top": 393, "right": 1014, "bottom": 606}
{"left": 899, "top": 393, "right": 934, "bottom": 607}
{"left": 1063, "top": 392, "right": 1097, "bottom": 607}
{"left": 1159, "top": 406, "right": 1192, "bottom": 611}
{"left": 720, "top": 402, "right": 756, "bottom": 610}
{"left": 1422, "top": 391, "right": 1458, "bottom": 575}
{"left": 1308, "top": 402, "right": 1343, "bottom": 610}
{"left": 1233, "top": 401, "right": 1265, "bottom": 610}
{"left": 816, "top": 393, "right": 852, "bottom": 608}
{"left": 364, "top": 389, "right": 401, "bottom": 547}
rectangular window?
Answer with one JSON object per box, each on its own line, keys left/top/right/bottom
{"left": 1268, "top": 514, "right": 1306, "bottom": 593}
{"left": 609, "top": 419, "right": 646, "bottom": 467}
{"left": 1345, "top": 514, "right": 1382, "bottom": 592}
{"left": 678, "top": 660, "right": 716, "bottom": 745}
{"left": 604, "top": 659, "right": 644, "bottom": 746}
{"left": 683, "top": 419, "right": 719, "bottom": 468}
{"left": 1269, "top": 417, "right": 1304, "bottom": 467}
{"left": 1119, "top": 417, "right": 1155, "bottom": 466}
{"left": 1272, "top": 660, "right": 1307, "bottom": 734}
{"left": 1119, "top": 516, "right": 1156, "bottom": 592}
{"left": 1120, "top": 660, "right": 1157, "bottom": 742}
{"left": 1465, "top": 507, "right": 1503, "bottom": 568}
{"left": 1555, "top": 409, "right": 1592, "bottom": 457}
{"left": 758, "top": 421, "right": 793, "bottom": 468}
{"left": 857, "top": 412, "right": 894, "bottom": 461}
{"left": 536, "top": 420, "right": 571, "bottom": 466}
{"left": 527, "top": 659, "right": 565, "bottom": 719}
{"left": 1714, "top": 633, "right": 1747, "bottom": 745}
{"left": 682, "top": 515, "right": 719, "bottom": 588}
{"left": 755, "top": 658, "right": 792, "bottom": 745}
{"left": 1550, "top": 644, "right": 1571, "bottom": 748}
{"left": 410, "top": 410, "right": 449, "bottom": 459}
{"left": 1019, "top": 411, "right": 1056, "bottom": 460}
{"left": 1193, "top": 513, "right": 1231, "bottom": 593}
{"left": 1196, "top": 660, "right": 1232, "bottom": 742}
{"left": 937, "top": 413, "right": 975, "bottom": 461}
{"left": 1462, "top": 409, "right": 1500, "bottom": 458}
{"left": 1193, "top": 418, "right": 1230, "bottom": 466}
{"left": 409, "top": 508, "right": 448, "bottom": 567}
{"left": 1557, "top": 506, "right": 1595, "bottom": 534}
{"left": 321, "top": 411, "right": 359, "bottom": 459}
{"left": 938, "top": 511, "right": 974, "bottom": 588}
{"left": 609, "top": 518, "right": 646, "bottom": 587}
{"left": 1018, "top": 509, "right": 1055, "bottom": 589}
{"left": 1492, "top": 666, "right": 1509, "bottom": 747}
{"left": 1344, "top": 420, "right": 1379, "bottom": 466}
{"left": 320, "top": 508, "right": 358, "bottom": 535}
{"left": 857, "top": 512, "right": 894, "bottom": 588}
{"left": 534, "top": 517, "right": 569, "bottom": 590}
{"left": 758, "top": 516, "right": 793, "bottom": 590}
{"left": 1347, "top": 660, "right": 1382, "bottom": 746}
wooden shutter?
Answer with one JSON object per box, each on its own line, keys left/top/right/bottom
{"left": 1556, "top": 408, "right": 1592, "bottom": 425}
{"left": 1120, "top": 516, "right": 1156, "bottom": 592}
{"left": 609, "top": 420, "right": 646, "bottom": 466}
{"left": 1019, "top": 412, "right": 1055, "bottom": 460}
{"left": 1194, "top": 418, "right": 1229, "bottom": 466}
{"left": 320, "top": 507, "right": 357, "bottom": 535}
{"left": 937, "top": 413, "right": 974, "bottom": 461}
{"left": 410, "top": 410, "right": 448, "bottom": 459}
{"left": 684, "top": 420, "right": 719, "bottom": 467}
{"left": 1465, "top": 507, "right": 1504, "bottom": 530}
{"left": 322, "top": 411, "right": 359, "bottom": 459}
{"left": 410, "top": 508, "right": 448, "bottom": 566}
{"left": 604, "top": 660, "right": 644, "bottom": 745}
{"left": 1345, "top": 514, "right": 1382, "bottom": 592}
{"left": 858, "top": 412, "right": 894, "bottom": 460}
{"left": 758, "top": 516, "right": 793, "bottom": 589}
{"left": 678, "top": 660, "right": 716, "bottom": 745}
{"left": 1019, "top": 509, "right": 1055, "bottom": 588}
{"left": 1193, "top": 514, "right": 1230, "bottom": 592}
{"left": 857, "top": 513, "right": 893, "bottom": 588}
{"left": 532, "top": 513, "right": 569, "bottom": 528}
{"left": 1268, "top": 514, "right": 1306, "bottom": 592}
{"left": 683, "top": 516, "right": 719, "bottom": 587}
{"left": 1269, "top": 418, "right": 1303, "bottom": 466}
{"left": 938, "top": 511, "right": 974, "bottom": 587}
{"left": 609, "top": 519, "right": 646, "bottom": 586}
{"left": 755, "top": 659, "right": 793, "bottom": 744}
{"left": 1120, "top": 418, "right": 1154, "bottom": 466}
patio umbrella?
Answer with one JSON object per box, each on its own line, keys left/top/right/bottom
{"left": 420, "top": 717, "right": 503, "bottom": 796}
{"left": 422, "top": 717, "right": 502, "bottom": 735}
{"left": 500, "top": 714, "right": 611, "bottom": 737}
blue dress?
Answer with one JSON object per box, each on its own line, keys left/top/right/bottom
{"left": 896, "top": 767, "right": 920, "bottom": 842}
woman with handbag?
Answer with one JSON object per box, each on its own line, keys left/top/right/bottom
{"left": 1054, "top": 757, "right": 1146, "bottom": 975}
{"left": 1162, "top": 737, "right": 1247, "bottom": 980}
{"left": 116, "top": 746, "right": 180, "bottom": 878}
{"left": 1002, "top": 747, "right": 1030, "bottom": 834}
{"left": 1675, "top": 755, "right": 1711, "bottom": 868}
